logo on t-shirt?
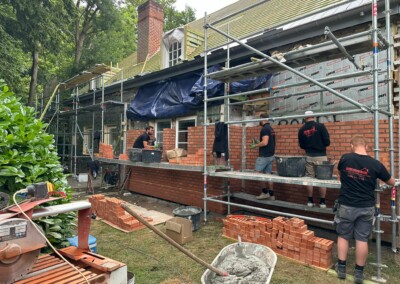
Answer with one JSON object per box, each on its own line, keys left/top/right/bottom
{"left": 344, "top": 167, "right": 370, "bottom": 181}
{"left": 303, "top": 126, "right": 317, "bottom": 137}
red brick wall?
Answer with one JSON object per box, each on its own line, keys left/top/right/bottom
{"left": 162, "top": 128, "right": 176, "bottom": 151}
{"left": 244, "top": 120, "right": 398, "bottom": 205}
{"left": 126, "top": 119, "right": 399, "bottom": 238}
{"left": 137, "top": 0, "right": 164, "bottom": 63}
{"left": 127, "top": 167, "right": 227, "bottom": 213}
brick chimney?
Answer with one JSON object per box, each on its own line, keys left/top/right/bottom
{"left": 137, "top": 0, "right": 164, "bottom": 63}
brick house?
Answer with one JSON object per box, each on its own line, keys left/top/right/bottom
{"left": 56, "top": 0, "right": 400, "bottom": 242}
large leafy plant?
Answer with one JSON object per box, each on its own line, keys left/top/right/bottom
{"left": 0, "top": 80, "right": 68, "bottom": 192}
{"left": 0, "top": 80, "right": 75, "bottom": 247}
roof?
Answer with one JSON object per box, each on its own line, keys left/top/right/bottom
{"left": 106, "top": 0, "right": 347, "bottom": 84}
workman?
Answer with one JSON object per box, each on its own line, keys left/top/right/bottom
{"left": 250, "top": 113, "right": 276, "bottom": 200}
{"left": 298, "top": 110, "right": 330, "bottom": 208}
{"left": 334, "top": 135, "right": 395, "bottom": 284}
{"left": 133, "top": 126, "right": 154, "bottom": 149}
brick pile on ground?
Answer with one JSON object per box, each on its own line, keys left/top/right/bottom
{"left": 89, "top": 194, "right": 152, "bottom": 232}
{"left": 99, "top": 143, "right": 113, "bottom": 159}
{"left": 223, "top": 215, "right": 333, "bottom": 269}
{"left": 169, "top": 148, "right": 204, "bottom": 166}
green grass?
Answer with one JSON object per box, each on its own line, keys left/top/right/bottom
{"left": 89, "top": 218, "right": 400, "bottom": 283}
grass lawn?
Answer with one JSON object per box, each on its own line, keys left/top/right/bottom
{"left": 89, "top": 217, "right": 400, "bottom": 283}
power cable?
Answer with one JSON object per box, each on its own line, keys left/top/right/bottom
{"left": 12, "top": 189, "right": 90, "bottom": 284}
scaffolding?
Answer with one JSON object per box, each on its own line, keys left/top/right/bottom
{"left": 45, "top": 64, "right": 128, "bottom": 178}
{"left": 202, "top": 1, "right": 399, "bottom": 282}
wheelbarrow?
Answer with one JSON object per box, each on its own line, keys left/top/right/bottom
{"left": 201, "top": 242, "right": 277, "bottom": 283}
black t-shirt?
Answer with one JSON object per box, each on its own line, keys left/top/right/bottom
{"left": 259, "top": 123, "right": 275, "bottom": 157}
{"left": 338, "top": 152, "right": 391, "bottom": 207}
{"left": 298, "top": 121, "right": 330, "bottom": 156}
{"left": 133, "top": 133, "right": 150, "bottom": 149}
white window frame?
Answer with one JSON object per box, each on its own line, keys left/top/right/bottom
{"left": 83, "top": 126, "right": 93, "bottom": 155}
{"left": 104, "top": 125, "right": 118, "bottom": 146}
{"left": 175, "top": 116, "right": 196, "bottom": 149}
{"left": 155, "top": 120, "right": 171, "bottom": 148}
{"left": 168, "top": 40, "right": 182, "bottom": 67}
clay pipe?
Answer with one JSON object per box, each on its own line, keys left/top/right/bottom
{"left": 121, "top": 203, "right": 229, "bottom": 277}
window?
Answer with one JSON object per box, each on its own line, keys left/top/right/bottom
{"left": 155, "top": 120, "right": 171, "bottom": 148}
{"left": 176, "top": 117, "right": 196, "bottom": 150}
{"left": 83, "top": 127, "right": 93, "bottom": 155}
{"left": 169, "top": 40, "right": 182, "bottom": 67}
{"left": 104, "top": 125, "right": 119, "bottom": 149}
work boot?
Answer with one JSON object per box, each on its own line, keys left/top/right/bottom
{"left": 256, "top": 192, "right": 270, "bottom": 200}
{"left": 335, "top": 262, "right": 346, "bottom": 279}
{"left": 354, "top": 269, "right": 364, "bottom": 284}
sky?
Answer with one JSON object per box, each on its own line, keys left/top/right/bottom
{"left": 174, "top": 0, "right": 238, "bottom": 19}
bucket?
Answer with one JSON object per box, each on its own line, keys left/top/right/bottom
{"left": 127, "top": 271, "right": 135, "bottom": 284}
{"left": 275, "top": 156, "right": 306, "bottom": 177}
{"left": 172, "top": 206, "right": 202, "bottom": 231}
{"left": 67, "top": 234, "right": 97, "bottom": 253}
{"left": 314, "top": 162, "right": 335, "bottom": 180}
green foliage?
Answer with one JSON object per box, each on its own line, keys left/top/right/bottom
{"left": 0, "top": 0, "right": 196, "bottom": 103}
{"left": 162, "top": 1, "right": 196, "bottom": 31}
{"left": 0, "top": 80, "right": 71, "bottom": 192}
{"left": 36, "top": 208, "right": 77, "bottom": 250}
{"left": 0, "top": 80, "right": 76, "bottom": 248}
{"left": 79, "top": 4, "right": 137, "bottom": 68}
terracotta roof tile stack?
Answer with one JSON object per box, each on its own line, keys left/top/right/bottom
{"left": 222, "top": 215, "right": 333, "bottom": 269}
{"left": 89, "top": 194, "right": 152, "bottom": 232}
{"left": 99, "top": 143, "right": 113, "bottom": 159}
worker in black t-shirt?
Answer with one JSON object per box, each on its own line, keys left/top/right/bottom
{"left": 250, "top": 113, "right": 276, "bottom": 200}
{"left": 298, "top": 110, "right": 330, "bottom": 208}
{"left": 133, "top": 126, "right": 155, "bottom": 149}
{"left": 334, "top": 135, "right": 394, "bottom": 284}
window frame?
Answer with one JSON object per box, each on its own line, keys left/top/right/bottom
{"left": 82, "top": 126, "right": 93, "bottom": 156}
{"left": 104, "top": 125, "right": 118, "bottom": 147}
{"left": 155, "top": 120, "right": 172, "bottom": 148}
{"left": 168, "top": 40, "right": 182, "bottom": 67}
{"left": 175, "top": 116, "right": 196, "bottom": 150}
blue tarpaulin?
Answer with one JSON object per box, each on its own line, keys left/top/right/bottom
{"left": 126, "top": 66, "right": 271, "bottom": 121}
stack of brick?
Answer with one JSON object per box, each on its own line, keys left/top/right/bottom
{"left": 89, "top": 194, "right": 153, "bottom": 232}
{"left": 169, "top": 148, "right": 205, "bottom": 166}
{"left": 99, "top": 143, "right": 113, "bottom": 159}
{"left": 222, "top": 215, "right": 333, "bottom": 269}
{"left": 119, "top": 153, "right": 129, "bottom": 160}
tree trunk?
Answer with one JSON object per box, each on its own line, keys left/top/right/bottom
{"left": 73, "top": 33, "right": 85, "bottom": 71}
{"left": 28, "top": 43, "right": 40, "bottom": 107}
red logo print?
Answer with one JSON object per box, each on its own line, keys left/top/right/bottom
{"left": 303, "top": 126, "right": 317, "bottom": 137}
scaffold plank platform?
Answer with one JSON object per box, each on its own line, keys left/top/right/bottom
{"left": 97, "top": 158, "right": 231, "bottom": 173}
{"left": 230, "top": 192, "right": 334, "bottom": 215}
{"left": 208, "top": 171, "right": 341, "bottom": 189}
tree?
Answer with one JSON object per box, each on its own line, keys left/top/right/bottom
{"left": 126, "top": 0, "right": 196, "bottom": 32}
{"left": 0, "top": 25, "right": 30, "bottom": 96}
{"left": 0, "top": 0, "right": 73, "bottom": 106}
{"left": 72, "top": 0, "right": 118, "bottom": 71}
{"left": 78, "top": 4, "right": 137, "bottom": 68}
{"left": 162, "top": 2, "right": 196, "bottom": 31}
